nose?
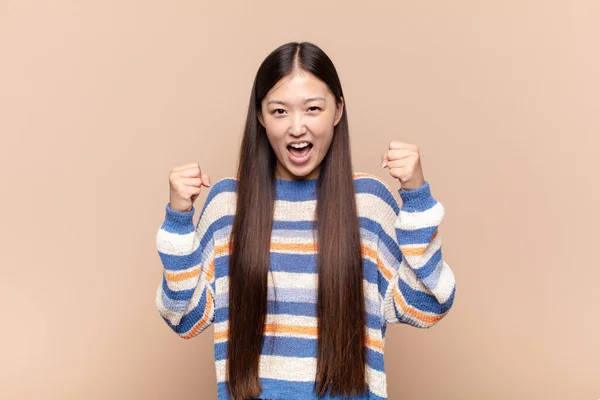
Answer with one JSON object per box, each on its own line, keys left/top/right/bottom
{"left": 288, "top": 112, "right": 307, "bottom": 137}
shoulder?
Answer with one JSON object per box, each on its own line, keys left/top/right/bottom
{"left": 199, "top": 176, "right": 238, "bottom": 217}
{"left": 352, "top": 172, "right": 400, "bottom": 218}
{"left": 207, "top": 176, "right": 237, "bottom": 197}
{"left": 352, "top": 172, "right": 398, "bottom": 205}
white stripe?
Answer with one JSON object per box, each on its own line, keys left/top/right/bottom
{"left": 269, "top": 271, "right": 317, "bottom": 289}
{"left": 431, "top": 261, "right": 455, "bottom": 303}
{"left": 215, "top": 275, "right": 381, "bottom": 310}
{"left": 378, "top": 245, "right": 424, "bottom": 293}
{"left": 156, "top": 191, "right": 234, "bottom": 256}
{"left": 156, "top": 229, "right": 198, "bottom": 256}
{"left": 366, "top": 364, "right": 388, "bottom": 398}
{"left": 274, "top": 199, "right": 317, "bottom": 221}
{"left": 356, "top": 192, "right": 397, "bottom": 239}
{"left": 397, "top": 202, "right": 444, "bottom": 231}
{"left": 400, "top": 232, "right": 443, "bottom": 270}
{"left": 165, "top": 269, "right": 210, "bottom": 292}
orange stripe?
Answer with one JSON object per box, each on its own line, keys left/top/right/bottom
{"left": 362, "top": 246, "right": 393, "bottom": 280}
{"left": 165, "top": 268, "right": 200, "bottom": 282}
{"left": 401, "top": 246, "right": 427, "bottom": 257}
{"left": 215, "top": 244, "right": 229, "bottom": 256}
{"left": 214, "top": 330, "right": 227, "bottom": 341}
{"left": 264, "top": 323, "right": 316, "bottom": 336}
{"left": 366, "top": 337, "right": 384, "bottom": 352}
{"left": 214, "top": 325, "right": 384, "bottom": 352}
{"left": 393, "top": 286, "right": 444, "bottom": 325}
{"left": 270, "top": 242, "right": 317, "bottom": 252}
{"left": 207, "top": 244, "right": 229, "bottom": 282}
{"left": 166, "top": 242, "right": 230, "bottom": 283}
{"left": 204, "top": 260, "right": 215, "bottom": 282}
{"left": 182, "top": 290, "right": 214, "bottom": 339}
{"left": 401, "top": 229, "right": 438, "bottom": 257}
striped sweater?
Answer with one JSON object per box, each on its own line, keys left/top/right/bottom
{"left": 155, "top": 173, "right": 456, "bottom": 399}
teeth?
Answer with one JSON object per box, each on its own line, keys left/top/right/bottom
{"left": 290, "top": 142, "right": 310, "bottom": 149}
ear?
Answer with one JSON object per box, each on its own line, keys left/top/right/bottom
{"left": 334, "top": 97, "right": 344, "bottom": 126}
{"left": 257, "top": 108, "right": 265, "bottom": 128}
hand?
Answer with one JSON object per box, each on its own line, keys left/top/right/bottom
{"left": 168, "top": 162, "right": 211, "bottom": 212}
{"left": 381, "top": 141, "right": 425, "bottom": 191}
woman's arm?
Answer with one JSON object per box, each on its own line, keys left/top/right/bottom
{"left": 377, "top": 181, "right": 456, "bottom": 328}
{"left": 155, "top": 199, "right": 218, "bottom": 339}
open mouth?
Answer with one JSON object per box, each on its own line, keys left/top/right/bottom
{"left": 287, "top": 143, "right": 313, "bottom": 164}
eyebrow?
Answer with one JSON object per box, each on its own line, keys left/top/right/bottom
{"left": 266, "top": 97, "right": 327, "bottom": 106}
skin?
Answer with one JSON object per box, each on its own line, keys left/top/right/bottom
{"left": 381, "top": 141, "right": 426, "bottom": 191}
{"left": 258, "top": 69, "right": 344, "bottom": 181}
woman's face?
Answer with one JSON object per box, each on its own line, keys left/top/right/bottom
{"left": 259, "top": 70, "right": 343, "bottom": 180}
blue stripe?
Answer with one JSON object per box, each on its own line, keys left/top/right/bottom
{"left": 398, "top": 277, "right": 455, "bottom": 314}
{"left": 413, "top": 247, "right": 443, "bottom": 281}
{"left": 358, "top": 216, "right": 383, "bottom": 237}
{"left": 396, "top": 225, "right": 439, "bottom": 246}
{"left": 161, "top": 205, "right": 195, "bottom": 234}
{"left": 355, "top": 177, "right": 399, "bottom": 214}
{"left": 273, "top": 220, "right": 316, "bottom": 230}
{"left": 161, "top": 276, "right": 194, "bottom": 301}
{"left": 269, "top": 253, "right": 317, "bottom": 273}
{"left": 161, "top": 288, "right": 211, "bottom": 334}
{"left": 161, "top": 178, "right": 235, "bottom": 234}
{"left": 158, "top": 246, "right": 208, "bottom": 272}
{"left": 398, "top": 181, "right": 437, "bottom": 212}
{"left": 203, "top": 178, "right": 237, "bottom": 210}
{"left": 217, "top": 379, "right": 384, "bottom": 400}
{"left": 423, "top": 258, "right": 444, "bottom": 289}
{"left": 377, "top": 269, "right": 390, "bottom": 298}
{"left": 275, "top": 177, "right": 318, "bottom": 201}
{"left": 213, "top": 300, "right": 382, "bottom": 330}
{"left": 377, "top": 227, "right": 402, "bottom": 264}
{"left": 158, "top": 216, "right": 233, "bottom": 272}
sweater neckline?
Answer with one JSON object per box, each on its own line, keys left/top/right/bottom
{"left": 274, "top": 177, "right": 318, "bottom": 199}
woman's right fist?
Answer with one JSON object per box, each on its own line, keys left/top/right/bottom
{"left": 169, "top": 162, "right": 211, "bottom": 212}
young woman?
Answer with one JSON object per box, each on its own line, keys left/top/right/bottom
{"left": 155, "top": 42, "right": 456, "bottom": 400}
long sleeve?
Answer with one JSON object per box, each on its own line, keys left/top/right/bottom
{"left": 155, "top": 199, "right": 218, "bottom": 339}
{"left": 377, "top": 180, "right": 456, "bottom": 328}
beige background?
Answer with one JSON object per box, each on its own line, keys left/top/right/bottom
{"left": 1, "top": 1, "right": 598, "bottom": 399}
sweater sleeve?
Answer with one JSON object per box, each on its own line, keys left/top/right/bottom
{"left": 376, "top": 180, "right": 456, "bottom": 328}
{"left": 154, "top": 195, "right": 218, "bottom": 339}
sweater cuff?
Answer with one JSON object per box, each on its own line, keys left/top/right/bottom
{"left": 165, "top": 203, "right": 195, "bottom": 227}
{"left": 398, "top": 181, "right": 436, "bottom": 212}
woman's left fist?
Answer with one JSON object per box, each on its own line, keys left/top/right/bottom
{"left": 381, "top": 141, "right": 425, "bottom": 191}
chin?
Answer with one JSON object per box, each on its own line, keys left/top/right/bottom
{"left": 280, "top": 163, "right": 316, "bottom": 180}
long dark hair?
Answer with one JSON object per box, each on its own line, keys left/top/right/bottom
{"left": 227, "top": 42, "right": 366, "bottom": 399}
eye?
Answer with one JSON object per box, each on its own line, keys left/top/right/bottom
{"left": 272, "top": 109, "right": 286, "bottom": 115}
{"left": 308, "top": 106, "right": 321, "bottom": 112}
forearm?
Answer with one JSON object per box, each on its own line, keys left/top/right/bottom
{"left": 155, "top": 203, "right": 216, "bottom": 338}
{"left": 380, "top": 182, "right": 456, "bottom": 327}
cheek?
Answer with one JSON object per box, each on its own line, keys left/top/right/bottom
{"left": 307, "top": 118, "right": 334, "bottom": 142}
{"left": 265, "top": 130, "right": 287, "bottom": 151}
{"left": 264, "top": 119, "right": 288, "bottom": 137}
